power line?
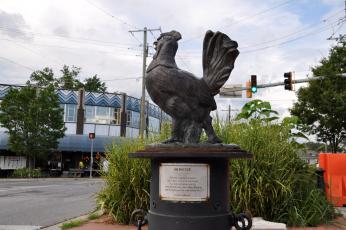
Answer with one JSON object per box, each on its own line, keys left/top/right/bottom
{"left": 181, "top": 0, "right": 292, "bottom": 43}
{"left": 0, "top": 56, "right": 35, "bottom": 71}
{"left": 241, "top": 10, "right": 344, "bottom": 49}
{"left": 327, "top": 21, "right": 346, "bottom": 40}
{"left": 241, "top": 20, "right": 340, "bottom": 54}
{"left": 0, "top": 38, "right": 144, "bottom": 57}
{"left": 327, "top": 0, "right": 346, "bottom": 40}
{"left": 4, "top": 38, "right": 64, "bottom": 67}
{"left": 103, "top": 76, "right": 141, "bottom": 81}
{"left": 219, "top": 0, "right": 292, "bottom": 30}
{"left": 129, "top": 32, "right": 142, "bottom": 44}
{"left": 0, "top": 26, "right": 137, "bottom": 48}
{"left": 83, "top": 0, "right": 139, "bottom": 30}
{"left": 176, "top": 55, "right": 191, "bottom": 71}
{"left": 176, "top": 11, "right": 344, "bottom": 57}
{"left": 177, "top": 18, "right": 343, "bottom": 57}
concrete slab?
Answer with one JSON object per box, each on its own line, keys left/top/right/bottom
{"left": 336, "top": 207, "right": 346, "bottom": 218}
{"left": 0, "top": 226, "right": 41, "bottom": 230}
{"left": 252, "top": 217, "right": 287, "bottom": 230}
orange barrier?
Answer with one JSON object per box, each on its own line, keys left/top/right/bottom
{"left": 319, "top": 153, "right": 346, "bottom": 207}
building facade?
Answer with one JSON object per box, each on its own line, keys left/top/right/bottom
{"left": 0, "top": 84, "right": 169, "bottom": 172}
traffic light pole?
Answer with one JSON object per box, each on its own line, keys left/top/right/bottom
{"left": 90, "top": 138, "right": 94, "bottom": 179}
{"left": 222, "top": 73, "right": 346, "bottom": 93}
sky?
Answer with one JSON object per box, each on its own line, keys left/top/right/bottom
{"left": 0, "top": 0, "right": 345, "bottom": 120}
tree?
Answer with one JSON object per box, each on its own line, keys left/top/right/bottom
{"left": 29, "top": 67, "right": 57, "bottom": 88}
{"left": 84, "top": 75, "right": 107, "bottom": 92}
{"left": 236, "top": 99, "right": 279, "bottom": 122}
{"left": 291, "top": 41, "right": 346, "bottom": 153}
{"left": 30, "top": 65, "right": 108, "bottom": 92}
{"left": 57, "top": 65, "right": 83, "bottom": 90}
{"left": 0, "top": 84, "right": 66, "bottom": 169}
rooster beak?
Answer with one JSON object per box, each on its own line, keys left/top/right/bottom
{"left": 171, "top": 31, "right": 182, "bottom": 41}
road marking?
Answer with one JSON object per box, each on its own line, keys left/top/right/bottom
{"left": 0, "top": 180, "right": 104, "bottom": 193}
{"left": 0, "top": 185, "right": 60, "bottom": 193}
{"left": 0, "top": 225, "right": 41, "bottom": 230}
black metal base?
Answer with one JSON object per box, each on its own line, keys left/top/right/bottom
{"left": 149, "top": 211, "right": 231, "bottom": 230}
{"left": 129, "top": 144, "right": 253, "bottom": 230}
{"left": 149, "top": 158, "right": 229, "bottom": 230}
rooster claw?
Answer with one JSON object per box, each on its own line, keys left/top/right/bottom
{"left": 205, "top": 136, "right": 223, "bottom": 144}
{"left": 162, "top": 137, "right": 181, "bottom": 144}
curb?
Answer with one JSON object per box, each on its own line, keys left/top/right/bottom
{"left": 41, "top": 210, "right": 103, "bottom": 230}
{"left": 0, "top": 178, "right": 102, "bottom": 182}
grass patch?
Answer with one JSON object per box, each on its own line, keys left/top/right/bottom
{"left": 87, "top": 212, "right": 100, "bottom": 221}
{"left": 60, "top": 211, "right": 101, "bottom": 230}
{"left": 12, "top": 168, "right": 43, "bottom": 178}
{"left": 61, "top": 220, "right": 85, "bottom": 230}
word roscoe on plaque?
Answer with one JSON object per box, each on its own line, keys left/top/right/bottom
{"left": 159, "top": 163, "right": 210, "bottom": 201}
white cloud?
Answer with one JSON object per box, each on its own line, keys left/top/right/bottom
{"left": 0, "top": 0, "right": 344, "bottom": 119}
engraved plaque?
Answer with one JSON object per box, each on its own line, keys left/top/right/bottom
{"left": 159, "top": 163, "right": 210, "bottom": 201}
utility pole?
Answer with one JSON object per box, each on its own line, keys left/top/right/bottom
{"left": 129, "top": 27, "right": 161, "bottom": 139}
{"left": 221, "top": 105, "right": 239, "bottom": 122}
{"left": 228, "top": 105, "right": 231, "bottom": 122}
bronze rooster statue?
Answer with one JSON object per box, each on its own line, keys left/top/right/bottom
{"left": 146, "top": 30, "right": 239, "bottom": 144}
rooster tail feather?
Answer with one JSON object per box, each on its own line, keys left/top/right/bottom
{"left": 202, "top": 30, "right": 239, "bottom": 95}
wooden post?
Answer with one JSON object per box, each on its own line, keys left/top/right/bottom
{"left": 76, "top": 88, "right": 85, "bottom": 135}
{"left": 120, "top": 93, "right": 127, "bottom": 137}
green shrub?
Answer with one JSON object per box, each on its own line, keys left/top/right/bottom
{"left": 215, "top": 119, "right": 335, "bottom": 226}
{"left": 12, "top": 168, "right": 42, "bottom": 178}
{"left": 98, "top": 139, "right": 151, "bottom": 224}
{"left": 98, "top": 118, "right": 335, "bottom": 227}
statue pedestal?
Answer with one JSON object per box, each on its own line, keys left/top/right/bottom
{"left": 129, "top": 144, "right": 253, "bottom": 230}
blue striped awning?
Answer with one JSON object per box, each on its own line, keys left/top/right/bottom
{"left": 0, "top": 133, "right": 121, "bottom": 153}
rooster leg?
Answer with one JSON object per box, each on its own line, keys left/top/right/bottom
{"left": 162, "top": 118, "right": 183, "bottom": 143}
{"left": 203, "top": 116, "right": 222, "bottom": 144}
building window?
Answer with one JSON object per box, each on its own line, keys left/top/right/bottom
{"left": 95, "top": 106, "right": 110, "bottom": 120}
{"left": 127, "top": 111, "right": 140, "bottom": 128}
{"left": 85, "top": 105, "right": 120, "bottom": 124}
{"left": 85, "top": 105, "right": 95, "bottom": 123}
{"left": 65, "top": 104, "right": 77, "bottom": 122}
{"left": 132, "top": 112, "right": 140, "bottom": 128}
{"left": 112, "top": 108, "right": 121, "bottom": 125}
{"left": 126, "top": 111, "right": 132, "bottom": 126}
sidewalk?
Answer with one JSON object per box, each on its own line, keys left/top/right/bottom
{"left": 59, "top": 216, "right": 346, "bottom": 230}
{"left": 46, "top": 207, "right": 346, "bottom": 230}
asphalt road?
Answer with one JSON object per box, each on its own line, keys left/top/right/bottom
{"left": 0, "top": 178, "right": 104, "bottom": 228}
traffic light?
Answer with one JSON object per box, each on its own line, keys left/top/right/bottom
{"left": 246, "top": 81, "right": 252, "bottom": 98}
{"left": 284, "top": 72, "right": 293, "bottom": 90}
{"left": 88, "top": 132, "right": 95, "bottom": 139}
{"left": 251, "top": 75, "right": 257, "bottom": 93}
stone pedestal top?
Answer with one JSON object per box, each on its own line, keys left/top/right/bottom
{"left": 129, "top": 143, "right": 253, "bottom": 159}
